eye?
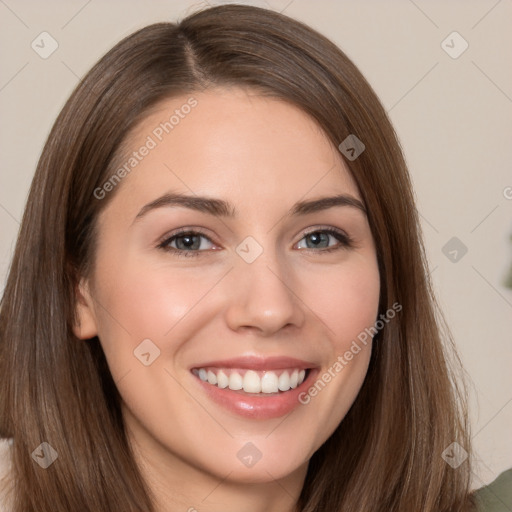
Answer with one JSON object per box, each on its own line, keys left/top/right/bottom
{"left": 157, "top": 229, "right": 216, "bottom": 258}
{"left": 157, "top": 227, "right": 353, "bottom": 258}
{"left": 296, "top": 228, "right": 353, "bottom": 253}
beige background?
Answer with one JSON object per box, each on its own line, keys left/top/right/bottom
{"left": 0, "top": 0, "right": 511, "bottom": 491}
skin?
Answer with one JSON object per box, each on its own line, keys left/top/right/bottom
{"left": 74, "top": 87, "right": 380, "bottom": 512}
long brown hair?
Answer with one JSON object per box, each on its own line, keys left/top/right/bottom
{"left": 0, "top": 4, "right": 475, "bottom": 511}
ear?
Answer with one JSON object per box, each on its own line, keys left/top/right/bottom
{"left": 73, "top": 278, "right": 99, "bottom": 340}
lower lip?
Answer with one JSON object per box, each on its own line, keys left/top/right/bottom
{"left": 192, "top": 369, "right": 319, "bottom": 420}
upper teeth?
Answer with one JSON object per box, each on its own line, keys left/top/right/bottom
{"left": 193, "top": 368, "right": 307, "bottom": 393}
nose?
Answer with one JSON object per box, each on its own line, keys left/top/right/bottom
{"left": 224, "top": 247, "right": 305, "bottom": 336}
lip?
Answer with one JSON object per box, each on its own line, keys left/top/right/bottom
{"left": 190, "top": 355, "right": 319, "bottom": 420}
{"left": 190, "top": 355, "right": 315, "bottom": 371}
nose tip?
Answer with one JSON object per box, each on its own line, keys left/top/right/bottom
{"left": 224, "top": 256, "right": 305, "bottom": 336}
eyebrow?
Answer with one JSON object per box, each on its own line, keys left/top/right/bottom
{"left": 133, "top": 192, "right": 366, "bottom": 224}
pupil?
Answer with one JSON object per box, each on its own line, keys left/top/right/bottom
{"left": 309, "top": 232, "right": 326, "bottom": 248}
{"left": 179, "top": 235, "right": 198, "bottom": 249}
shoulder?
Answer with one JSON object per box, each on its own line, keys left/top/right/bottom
{"left": 0, "top": 438, "right": 14, "bottom": 512}
{"left": 472, "top": 468, "right": 512, "bottom": 512}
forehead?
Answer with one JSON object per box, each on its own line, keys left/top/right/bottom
{"left": 104, "top": 87, "right": 361, "bottom": 217}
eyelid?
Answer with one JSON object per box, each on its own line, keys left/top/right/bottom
{"left": 156, "top": 226, "right": 216, "bottom": 246}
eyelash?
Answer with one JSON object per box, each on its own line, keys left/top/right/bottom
{"left": 157, "top": 227, "right": 354, "bottom": 258}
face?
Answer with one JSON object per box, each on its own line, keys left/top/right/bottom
{"left": 75, "top": 87, "right": 380, "bottom": 487}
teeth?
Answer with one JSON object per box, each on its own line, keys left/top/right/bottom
{"left": 217, "top": 370, "right": 229, "bottom": 389}
{"left": 194, "top": 367, "right": 308, "bottom": 394}
{"left": 278, "top": 371, "right": 290, "bottom": 391}
{"left": 290, "top": 369, "right": 299, "bottom": 389}
{"left": 229, "top": 372, "right": 243, "bottom": 391}
{"left": 261, "top": 371, "right": 279, "bottom": 393}
{"left": 243, "top": 370, "right": 261, "bottom": 393}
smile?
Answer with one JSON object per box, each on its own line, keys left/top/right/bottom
{"left": 189, "top": 355, "right": 318, "bottom": 419}
{"left": 192, "top": 367, "right": 308, "bottom": 394}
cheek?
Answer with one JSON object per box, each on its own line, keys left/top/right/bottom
{"left": 294, "top": 256, "right": 380, "bottom": 435}
{"left": 304, "top": 255, "right": 381, "bottom": 347}
{"left": 93, "top": 253, "right": 213, "bottom": 332}
{"left": 89, "top": 254, "right": 216, "bottom": 377}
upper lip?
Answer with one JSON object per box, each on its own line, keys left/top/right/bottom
{"left": 190, "top": 355, "right": 317, "bottom": 371}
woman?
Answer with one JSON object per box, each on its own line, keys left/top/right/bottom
{"left": 0, "top": 4, "right": 505, "bottom": 511}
